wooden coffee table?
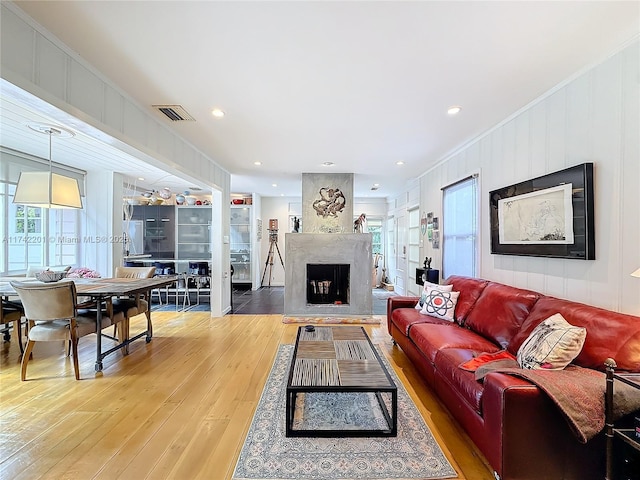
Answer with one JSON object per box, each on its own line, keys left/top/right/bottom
{"left": 285, "top": 325, "right": 397, "bottom": 437}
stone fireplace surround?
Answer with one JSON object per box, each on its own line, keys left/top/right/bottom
{"left": 284, "top": 233, "right": 372, "bottom": 317}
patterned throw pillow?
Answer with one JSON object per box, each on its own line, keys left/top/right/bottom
{"left": 415, "top": 281, "right": 453, "bottom": 309}
{"left": 420, "top": 288, "right": 460, "bottom": 321}
{"left": 517, "top": 313, "right": 587, "bottom": 370}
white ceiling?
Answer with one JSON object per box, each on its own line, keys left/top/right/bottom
{"left": 3, "top": 1, "right": 639, "bottom": 198}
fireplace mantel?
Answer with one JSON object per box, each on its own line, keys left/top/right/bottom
{"left": 284, "top": 233, "right": 373, "bottom": 317}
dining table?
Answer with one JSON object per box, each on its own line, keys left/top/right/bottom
{"left": 0, "top": 275, "right": 177, "bottom": 372}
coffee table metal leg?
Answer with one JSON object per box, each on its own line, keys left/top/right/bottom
{"left": 286, "top": 389, "right": 296, "bottom": 436}
{"left": 375, "top": 390, "right": 397, "bottom": 436}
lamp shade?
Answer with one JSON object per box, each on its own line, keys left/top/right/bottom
{"left": 13, "top": 171, "right": 83, "bottom": 209}
{"left": 631, "top": 268, "right": 640, "bottom": 278}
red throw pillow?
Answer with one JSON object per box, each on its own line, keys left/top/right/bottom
{"left": 459, "top": 350, "right": 516, "bottom": 372}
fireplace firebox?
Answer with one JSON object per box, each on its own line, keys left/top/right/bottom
{"left": 306, "top": 264, "right": 349, "bottom": 305}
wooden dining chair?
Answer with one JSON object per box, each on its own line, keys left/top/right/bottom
{"left": 1, "top": 298, "right": 25, "bottom": 355}
{"left": 10, "top": 280, "right": 119, "bottom": 380}
{"left": 112, "top": 266, "right": 157, "bottom": 344}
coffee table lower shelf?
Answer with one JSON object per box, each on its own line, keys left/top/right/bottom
{"left": 285, "top": 387, "right": 398, "bottom": 437}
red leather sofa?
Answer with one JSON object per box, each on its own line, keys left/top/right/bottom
{"left": 387, "top": 275, "right": 640, "bottom": 480}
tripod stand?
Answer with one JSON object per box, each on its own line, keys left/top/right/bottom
{"left": 261, "top": 228, "right": 285, "bottom": 287}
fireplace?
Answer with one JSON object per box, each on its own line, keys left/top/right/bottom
{"left": 285, "top": 233, "right": 372, "bottom": 317}
{"left": 307, "top": 264, "right": 349, "bottom": 305}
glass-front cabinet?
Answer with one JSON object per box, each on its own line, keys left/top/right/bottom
{"left": 177, "top": 206, "right": 211, "bottom": 260}
{"left": 230, "top": 205, "right": 252, "bottom": 285}
{"left": 177, "top": 206, "right": 212, "bottom": 260}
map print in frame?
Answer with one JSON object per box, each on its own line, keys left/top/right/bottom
{"left": 498, "top": 183, "right": 574, "bottom": 245}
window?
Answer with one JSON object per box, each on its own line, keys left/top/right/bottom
{"left": 1, "top": 151, "right": 84, "bottom": 274}
{"left": 367, "top": 217, "right": 384, "bottom": 255}
{"left": 15, "top": 204, "right": 42, "bottom": 234}
{"left": 1, "top": 181, "right": 81, "bottom": 274}
{"left": 442, "top": 175, "right": 478, "bottom": 278}
{"left": 7, "top": 184, "right": 45, "bottom": 271}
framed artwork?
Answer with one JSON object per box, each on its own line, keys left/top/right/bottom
{"left": 489, "top": 163, "right": 595, "bottom": 259}
{"left": 256, "top": 219, "right": 263, "bottom": 240}
{"left": 427, "top": 212, "right": 434, "bottom": 241}
{"left": 432, "top": 230, "right": 440, "bottom": 249}
{"left": 420, "top": 211, "right": 428, "bottom": 235}
{"left": 289, "top": 215, "right": 302, "bottom": 233}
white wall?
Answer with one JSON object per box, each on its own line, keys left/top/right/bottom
{"left": 419, "top": 40, "right": 640, "bottom": 315}
{"left": 258, "top": 197, "right": 294, "bottom": 287}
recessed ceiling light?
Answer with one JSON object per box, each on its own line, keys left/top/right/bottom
{"left": 447, "top": 105, "right": 462, "bottom": 115}
{"left": 211, "top": 108, "right": 225, "bottom": 118}
{"left": 322, "top": 162, "right": 334, "bottom": 167}
{"left": 254, "top": 161, "right": 262, "bottom": 166}
{"left": 272, "top": 183, "right": 278, "bottom": 187}
{"left": 138, "top": 177, "right": 145, "bottom": 181}
{"left": 396, "top": 161, "right": 405, "bottom": 166}
{"left": 373, "top": 183, "right": 380, "bottom": 187}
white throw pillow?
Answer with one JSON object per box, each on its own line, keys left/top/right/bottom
{"left": 415, "top": 281, "right": 453, "bottom": 309}
{"left": 517, "top": 313, "right": 587, "bottom": 370}
{"left": 420, "top": 288, "right": 460, "bottom": 321}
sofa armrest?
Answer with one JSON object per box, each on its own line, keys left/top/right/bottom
{"left": 483, "top": 372, "right": 573, "bottom": 479}
{"left": 387, "top": 296, "right": 419, "bottom": 334}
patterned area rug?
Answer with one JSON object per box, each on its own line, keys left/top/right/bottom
{"left": 232, "top": 345, "right": 457, "bottom": 480}
{"left": 282, "top": 315, "right": 382, "bottom": 324}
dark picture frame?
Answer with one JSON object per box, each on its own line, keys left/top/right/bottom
{"left": 489, "top": 163, "right": 595, "bottom": 259}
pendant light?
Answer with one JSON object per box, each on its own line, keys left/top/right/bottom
{"left": 13, "top": 124, "right": 83, "bottom": 209}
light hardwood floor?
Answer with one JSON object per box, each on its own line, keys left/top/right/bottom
{"left": 0, "top": 312, "right": 494, "bottom": 480}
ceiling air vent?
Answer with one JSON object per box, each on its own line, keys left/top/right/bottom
{"left": 152, "top": 104, "right": 195, "bottom": 122}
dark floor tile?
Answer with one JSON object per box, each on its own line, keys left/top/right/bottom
{"left": 229, "top": 286, "right": 396, "bottom": 315}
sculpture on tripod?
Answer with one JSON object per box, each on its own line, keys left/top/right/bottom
{"left": 261, "top": 219, "right": 285, "bottom": 287}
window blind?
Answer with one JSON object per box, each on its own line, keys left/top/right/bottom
{"left": 0, "top": 147, "right": 86, "bottom": 196}
{"left": 442, "top": 175, "right": 478, "bottom": 278}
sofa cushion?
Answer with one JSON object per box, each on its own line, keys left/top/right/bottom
{"left": 420, "top": 289, "right": 460, "bottom": 321}
{"left": 434, "top": 348, "right": 486, "bottom": 413}
{"left": 443, "top": 276, "right": 489, "bottom": 325}
{"left": 409, "top": 323, "right": 500, "bottom": 363}
{"left": 517, "top": 313, "right": 587, "bottom": 370}
{"left": 464, "top": 283, "right": 540, "bottom": 350}
{"left": 510, "top": 296, "right": 640, "bottom": 372}
{"left": 391, "top": 307, "right": 452, "bottom": 335}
